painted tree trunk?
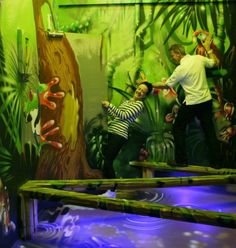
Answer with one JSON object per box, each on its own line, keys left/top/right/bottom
{"left": 32, "top": 0, "right": 102, "bottom": 179}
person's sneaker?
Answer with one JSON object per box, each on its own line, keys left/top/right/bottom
{"left": 167, "top": 160, "right": 188, "bottom": 167}
{"left": 61, "top": 206, "right": 70, "bottom": 215}
{"left": 99, "top": 190, "right": 116, "bottom": 198}
{"left": 48, "top": 209, "right": 61, "bottom": 223}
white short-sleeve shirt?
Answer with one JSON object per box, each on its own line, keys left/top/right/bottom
{"left": 166, "top": 54, "right": 215, "bottom": 105}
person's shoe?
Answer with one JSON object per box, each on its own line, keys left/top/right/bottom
{"left": 61, "top": 206, "right": 70, "bottom": 215}
{"left": 167, "top": 160, "right": 188, "bottom": 167}
{"left": 48, "top": 209, "right": 61, "bottom": 223}
{"left": 99, "top": 190, "right": 116, "bottom": 198}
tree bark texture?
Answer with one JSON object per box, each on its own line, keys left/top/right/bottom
{"left": 33, "top": 0, "right": 102, "bottom": 179}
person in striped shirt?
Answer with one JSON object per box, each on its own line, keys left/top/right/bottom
{"left": 100, "top": 81, "right": 153, "bottom": 198}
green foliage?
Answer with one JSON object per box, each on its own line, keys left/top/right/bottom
{"left": 0, "top": 145, "right": 13, "bottom": 182}
{"left": 0, "top": 33, "right": 39, "bottom": 184}
{"left": 153, "top": 1, "right": 223, "bottom": 44}
{"left": 84, "top": 114, "right": 107, "bottom": 170}
{"left": 0, "top": 33, "right": 6, "bottom": 76}
{"left": 60, "top": 19, "right": 91, "bottom": 33}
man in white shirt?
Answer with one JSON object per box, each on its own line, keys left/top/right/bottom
{"left": 161, "top": 37, "right": 221, "bottom": 167}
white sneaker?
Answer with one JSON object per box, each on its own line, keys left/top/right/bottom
{"left": 99, "top": 190, "right": 116, "bottom": 198}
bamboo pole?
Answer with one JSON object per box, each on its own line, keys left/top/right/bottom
{"left": 129, "top": 161, "right": 236, "bottom": 175}
{"left": 19, "top": 194, "right": 37, "bottom": 240}
{"left": 19, "top": 186, "right": 236, "bottom": 230}
{"left": 20, "top": 174, "right": 236, "bottom": 191}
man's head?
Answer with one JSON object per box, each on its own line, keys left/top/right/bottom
{"left": 134, "top": 81, "right": 153, "bottom": 100}
{"left": 169, "top": 44, "right": 186, "bottom": 64}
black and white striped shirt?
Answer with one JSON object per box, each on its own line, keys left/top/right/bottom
{"left": 106, "top": 100, "right": 144, "bottom": 139}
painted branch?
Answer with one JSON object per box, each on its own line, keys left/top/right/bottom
{"left": 19, "top": 187, "right": 236, "bottom": 229}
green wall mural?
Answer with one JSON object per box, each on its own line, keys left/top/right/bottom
{"left": 55, "top": 0, "right": 236, "bottom": 171}
{"left": 0, "top": 0, "right": 236, "bottom": 246}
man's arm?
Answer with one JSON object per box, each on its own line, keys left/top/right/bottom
{"left": 201, "top": 34, "right": 220, "bottom": 67}
{"left": 152, "top": 82, "right": 170, "bottom": 89}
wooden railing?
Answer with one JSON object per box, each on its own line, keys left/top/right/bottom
{"left": 19, "top": 175, "right": 236, "bottom": 239}
{"left": 129, "top": 161, "right": 236, "bottom": 177}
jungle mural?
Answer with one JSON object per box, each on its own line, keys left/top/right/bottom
{"left": 55, "top": 0, "right": 236, "bottom": 172}
{"left": 0, "top": 0, "right": 236, "bottom": 246}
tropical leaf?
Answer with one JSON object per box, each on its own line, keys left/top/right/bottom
{"left": 0, "top": 33, "right": 6, "bottom": 76}
{"left": 0, "top": 146, "right": 14, "bottom": 182}
{"left": 0, "top": 35, "right": 39, "bottom": 184}
{"left": 190, "top": 8, "right": 197, "bottom": 31}
{"left": 0, "top": 146, "right": 12, "bottom": 161}
{"left": 184, "top": 14, "right": 192, "bottom": 38}
{"left": 196, "top": 4, "right": 208, "bottom": 30}
{"left": 164, "top": 20, "right": 182, "bottom": 44}
{"left": 110, "top": 86, "right": 133, "bottom": 99}
{"left": 209, "top": 3, "right": 218, "bottom": 33}
{"left": 161, "top": 5, "right": 180, "bottom": 28}
{"left": 152, "top": 4, "right": 168, "bottom": 23}
{"left": 153, "top": 0, "right": 223, "bottom": 44}
{"left": 143, "top": 99, "right": 156, "bottom": 129}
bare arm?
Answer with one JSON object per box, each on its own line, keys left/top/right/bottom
{"left": 152, "top": 82, "right": 170, "bottom": 89}
{"left": 102, "top": 100, "right": 143, "bottom": 120}
{"left": 152, "top": 78, "right": 170, "bottom": 89}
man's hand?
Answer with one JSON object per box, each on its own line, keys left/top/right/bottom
{"left": 152, "top": 79, "right": 169, "bottom": 89}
